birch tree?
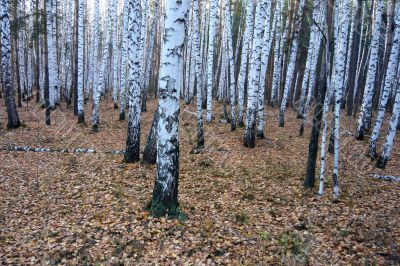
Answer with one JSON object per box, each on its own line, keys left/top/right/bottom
{"left": 150, "top": 0, "right": 188, "bottom": 217}
{"left": 124, "top": 0, "right": 142, "bottom": 163}
{"left": 244, "top": 0, "right": 266, "bottom": 148}
{"left": 77, "top": 0, "right": 85, "bottom": 123}
{"left": 237, "top": 0, "right": 254, "bottom": 127}
{"left": 256, "top": 0, "right": 273, "bottom": 138}
{"left": 206, "top": 0, "right": 218, "bottom": 123}
{"left": 355, "top": 0, "right": 384, "bottom": 140}
{"left": 279, "top": 0, "right": 305, "bottom": 127}
{"left": 369, "top": 3, "right": 400, "bottom": 159}
{"left": 377, "top": 84, "right": 400, "bottom": 168}
{"left": 119, "top": 0, "right": 129, "bottom": 120}
{"left": 1, "top": 0, "right": 20, "bottom": 128}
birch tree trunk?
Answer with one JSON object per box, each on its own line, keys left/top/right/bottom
{"left": 124, "top": 0, "right": 142, "bottom": 163}
{"left": 243, "top": 0, "right": 266, "bottom": 148}
{"left": 119, "top": 0, "right": 129, "bottom": 120}
{"left": 256, "top": 0, "right": 273, "bottom": 138}
{"left": 193, "top": 0, "right": 204, "bottom": 147}
{"left": 91, "top": 0, "right": 103, "bottom": 132}
{"left": 355, "top": 0, "right": 384, "bottom": 140}
{"left": 377, "top": 84, "right": 400, "bottom": 169}
{"left": 150, "top": 0, "right": 188, "bottom": 217}
{"left": 332, "top": 0, "right": 351, "bottom": 199}
{"left": 224, "top": 0, "right": 236, "bottom": 131}
{"left": 271, "top": 0, "right": 283, "bottom": 107}
{"left": 77, "top": 0, "right": 85, "bottom": 123}
{"left": 369, "top": 3, "right": 400, "bottom": 160}
{"left": 206, "top": 0, "right": 218, "bottom": 123}
{"left": 237, "top": 0, "right": 254, "bottom": 127}
{"left": 1, "top": 0, "right": 21, "bottom": 128}
{"left": 279, "top": 0, "right": 305, "bottom": 127}
{"left": 346, "top": 0, "right": 362, "bottom": 116}
{"left": 44, "top": 0, "right": 51, "bottom": 125}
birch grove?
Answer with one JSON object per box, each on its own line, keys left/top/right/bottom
{"left": 1, "top": 0, "right": 400, "bottom": 213}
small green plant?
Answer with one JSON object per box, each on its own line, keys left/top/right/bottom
{"left": 259, "top": 231, "right": 271, "bottom": 240}
{"left": 235, "top": 212, "right": 249, "bottom": 224}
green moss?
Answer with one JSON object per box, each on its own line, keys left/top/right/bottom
{"left": 146, "top": 200, "right": 187, "bottom": 221}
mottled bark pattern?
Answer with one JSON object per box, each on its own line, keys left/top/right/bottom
{"left": 1, "top": 0, "right": 20, "bottom": 128}
{"left": 151, "top": 0, "right": 188, "bottom": 217}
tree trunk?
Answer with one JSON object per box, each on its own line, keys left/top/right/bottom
{"left": 150, "top": 0, "right": 188, "bottom": 217}
{"left": 124, "top": 0, "right": 142, "bottom": 163}
{"left": 1, "top": 0, "right": 20, "bottom": 129}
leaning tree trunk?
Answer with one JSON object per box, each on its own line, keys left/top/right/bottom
{"left": 346, "top": 0, "right": 362, "bottom": 116}
{"left": 355, "top": 0, "right": 384, "bottom": 140}
{"left": 369, "top": 3, "right": 400, "bottom": 159}
{"left": 150, "top": 0, "right": 188, "bottom": 217}
{"left": 124, "top": 0, "right": 142, "bottom": 163}
{"left": 1, "top": 0, "right": 20, "bottom": 129}
{"left": 377, "top": 84, "right": 400, "bottom": 169}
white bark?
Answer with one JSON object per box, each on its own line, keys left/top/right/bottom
{"left": 206, "top": 0, "right": 218, "bottom": 123}
{"left": 224, "top": 0, "right": 236, "bottom": 131}
{"left": 237, "top": 0, "right": 255, "bottom": 126}
{"left": 279, "top": 0, "right": 305, "bottom": 127}
{"left": 356, "top": 0, "right": 384, "bottom": 139}
{"left": 271, "top": 0, "right": 283, "bottom": 107}
{"left": 244, "top": 0, "right": 266, "bottom": 148}
{"left": 119, "top": 0, "right": 130, "bottom": 120}
{"left": 378, "top": 84, "right": 400, "bottom": 168}
{"left": 77, "top": 0, "right": 85, "bottom": 123}
{"left": 124, "top": 0, "right": 142, "bottom": 163}
{"left": 256, "top": 0, "right": 273, "bottom": 138}
{"left": 369, "top": 2, "right": 400, "bottom": 159}
{"left": 332, "top": 0, "right": 351, "bottom": 199}
{"left": 152, "top": 0, "right": 188, "bottom": 215}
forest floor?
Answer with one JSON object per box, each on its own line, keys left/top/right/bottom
{"left": 0, "top": 96, "right": 399, "bottom": 265}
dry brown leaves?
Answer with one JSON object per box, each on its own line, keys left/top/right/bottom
{"left": 0, "top": 97, "right": 399, "bottom": 265}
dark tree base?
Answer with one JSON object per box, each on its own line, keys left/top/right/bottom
{"left": 114, "top": 103, "right": 118, "bottom": 109}
{"left": 147, "top": 200, "right": 186, "bottom": 220}
{"left": 119, "top": 112, "right": 126, "bottom": 121}
{"left": 244, "top": 131, "right": 256, "bottom": 148}
{"left": 299, "top": 122, "right": 305, "bottom": 137}
{"left": 376, "top": 157, "right": 387, "bottom": 169}
{"left": 92, "top": 124, "right": 99, "bottom": 132}
{"left": 123, "top": 151, "right": 140, "bottom": 164}
{"left": 231, "top": 122, "right": 236, "bottom": 132}
{"left": 355, "top": 129, "right": 365, "bottom": 140}
{"left": 77, "top": 113, "right": 85, "bottom": 124}
{"left": 7, "top": 121, "right": 21, "bottom": 129}
{"left": 238, "top": 120, "right": 245, "bottom": 128}
{"left": 278, "top": 112, "right": 285, "bottom": 127}
{"left": 257, "top": 131, "right": 265, "bottom": 139}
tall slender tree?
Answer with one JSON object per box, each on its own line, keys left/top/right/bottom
{"left": 77, "top": 0, "right": 85, "bottom": 123}
{"left": 124, "top": 0, "right": 142, "bottom": 163}
{"left": 1, "top": 0, "right": 21, "bottom": 128}
{"left": 355, "top": 0, "right": 384, "bottom": 140}
{"left": 150, "top": 0, "right": 188, "bottom": 217}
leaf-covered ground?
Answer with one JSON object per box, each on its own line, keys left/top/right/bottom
{"left": 1, "top": 98, "right": 399, "bottom": 265}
